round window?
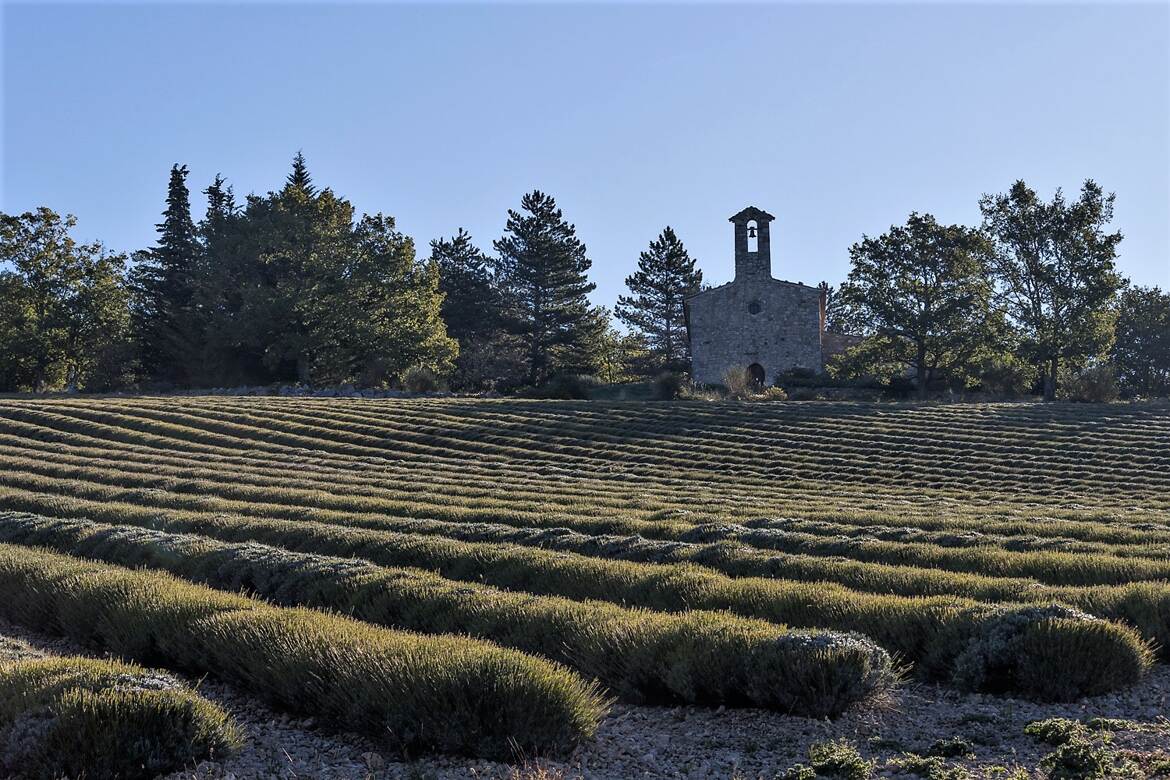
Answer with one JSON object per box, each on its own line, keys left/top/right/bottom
{"left": 748, "top": 300, "right": 762, "bottom": 315}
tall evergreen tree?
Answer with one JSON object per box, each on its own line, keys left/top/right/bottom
{"left": 429, "top": 229, "right": 515, "bottom": 389}
{"left": 980, "top": 180, "right": 1125, "bottom": 400}
{"left": 214, "top": 153, "right": 456, "bottom": 387}
{"left": 130, "top": 163, "right": 201, "bottom": 384}
{"left": 193, "top": 174, "right": 247, "bottom": 385}
{"left": 286, "top": 151, "right": 316, "bottom": 197}
{"left": 615, "top": 226, "right": 702, "bottom": 374}
{"left": 431, "top": 229, "right": 499, "bottom": 344}
{"left": 494, "top": 191, "right": 597, "bottom": 385}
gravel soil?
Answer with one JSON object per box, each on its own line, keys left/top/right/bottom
{"left": 1, "top": 618, "right": 1166, "bottom": 779}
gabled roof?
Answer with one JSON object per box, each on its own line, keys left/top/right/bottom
{"left": 685, "top": 275, "right": 820, "bottom": 301}
{"left": 729, "top": 206, "right": 775, "bottom": 223}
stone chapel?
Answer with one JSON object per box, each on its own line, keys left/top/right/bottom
{"left": 685, "top": 207, "right": 825, "bottom": 387}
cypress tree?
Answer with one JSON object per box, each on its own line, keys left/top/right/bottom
{"left": 131, "top": 163, "right": 201, "bottom": 384}
{"left": 493, "top": 191, "right": 597, "bottom": 386}
{"left": 615, "top": 226, "right": 703, "bottom": 374}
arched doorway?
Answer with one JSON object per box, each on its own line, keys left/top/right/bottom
{"left": 747, "top": 363, "right": 765, "bottom": 387}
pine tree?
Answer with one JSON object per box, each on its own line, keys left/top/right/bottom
{"left": 615, "top": 226, "right": 702, "bottom": 374}
{"left": 130, "top": 163, "right": 201, "bottom": 384}
{"left": 192, "top": 174, "right": 245, "bottom": 385}
{"left": 429, "top": 229, "right": 516, "bottom": 389}
{"left": 286, "top": 151, "right": 316, "bottom": 198}
{"left": 431, "top": 229, "right": 499, "bottom": 344}
{"left": 493, "top": 191, "right": 597, "bottom": 386}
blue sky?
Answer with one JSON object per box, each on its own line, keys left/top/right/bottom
{"left": 3, "top": 2, "right": 1168, "bottom": 308}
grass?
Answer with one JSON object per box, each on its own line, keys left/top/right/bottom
{"left": 0, "top": 654, "right": 241, "bottom": 779}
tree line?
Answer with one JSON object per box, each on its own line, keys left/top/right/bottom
{"left": 0, "top": 155, "right": 1166, "bottom": 400}
{"left": 830, "top": 179, "right": 1169, "bottom": 400}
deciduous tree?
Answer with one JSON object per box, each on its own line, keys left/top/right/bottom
{"left": 979, "top": 180, "right": 1125, "bottom": 400}
{"left": 1112, "top": 285, "right": 1170, "bottom": 397}
{"left": 836, "top": 213, "right": 995, "bottom": 398}
{"left": 0, "top": 208, "right": 132, "bottom": 391}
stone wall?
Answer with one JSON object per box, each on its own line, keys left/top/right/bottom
{"left": 687, "top": 277, "right": 823, "bottom": 387}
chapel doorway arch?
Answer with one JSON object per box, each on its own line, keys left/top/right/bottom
{"left": 747, "top": 363, "right": 765, "bottom": 387}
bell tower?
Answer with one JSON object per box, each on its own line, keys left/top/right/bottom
{"left": 730, "top": 206, "right": 775, "bottom": 280}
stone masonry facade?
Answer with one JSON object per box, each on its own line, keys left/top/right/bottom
{"left": 686, "top": 207, "right": 824, "bottom": 387}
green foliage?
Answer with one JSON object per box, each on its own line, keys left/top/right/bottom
{"left": 615, "top": 226, "right": 703, "bottom": 374}
{"left": 1024, "top": 717, "right": 1146, "bottom": 779}
{"left": 141, "top": 154, "right": 456, "bottom": 388}
{"left": 0, "top": 655, "right": 241, "bottom": 779}
{"left": 1038, "top": 737, "right": 1141, "bottom": 779}
{"left": 1112, "top": 285, "right": 1170, "bottom": 397}
{"left": 803, "top": 739, "right": 874, "bottom": 779}
{"left": 971, "top": 352, "right": 1037, "bottom": 397}
{"left": 0, "top": 208, "right": 133, "bottom": 392}
{"left": 1025, "top": 718, "right": 1087, "bottom": 746}
{"left": 429, "top": 229, "right": 514, "bottom": 390}
{"left": 885, "top": 754, "right": 972, "bottom": 780}
{"left": 653, "top": 371, "right": 686, "bottom": 400}
{"left": 0, "top": 543, "right": 607, "bottom": 758}
{"left": 402, "top": 365, "right": 446, "bottom": 393}
{"left": 836, "top": 213, "right": 997, "bottom": 398}
{"left": 932, "top": 604, "right": 1151, "bottom": 700}
{"left": 0, "top": 512, "right": 898, "bottom": 716}
{"left": 1059, "top": 364, "right": 1120, "bottom": 403}
{"left": 980, "top": 180, "right": 1126, "bottom": 401}
{"left": 493, "top": 191, "right": 599, "bottom": 385}
{"left": 130, "top": 163, "right": 202, "bottom": 386}
{"left": 588, "top": 308, "right": 649, "bottom": 385}
{"left": 526, "top": 373, "right": 602, "bottom": 400}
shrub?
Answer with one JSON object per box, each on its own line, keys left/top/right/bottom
{"left": 528, "top": 373, "right": 601, "bottom": 400}
{"left": 885, "top": 754, "right": 973, "bottom": 780}
{"left": 0, "top": 655, "right": 241, "bottom": 779}
{"left": 973, "top": 355, "right": 1037, "bottom": 397}
{"left": 652, "top": 371, "right": 686, "bottom": 400}
{"left": 760, "top": 385, "right": 788, "bottom": 401}
{"left": 922, "top": 604, "right": 1151, "bottom": 700}
{"left": 1024, "top": 718, "right": 1087, "bottom": 747}
{"left": 1060, "top": 365, "right": 1120, "bottom": 403}
{"left": 0, "top": 505, "right": 1148, "bottom": 702}
{"left": 0, "top": 513, "right": 898, "bottom": 717}
{"left": 401, "top": 365, "right": 445, "bottom": 394}
{"left": 805, "top": 739, "right": 874, "bottom": 779}
{"left": 0, "top": 543, "right": 606, "bottom": 758}
{"left": 1038, "top": 736, "right": 1141, "bottom": 780}
{"left": 722, "top": 367, "right": 756, "bottom": 399}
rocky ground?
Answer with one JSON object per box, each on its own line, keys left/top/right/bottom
{"left": 1, "top": 618, "right": 1167, "bottom": 779}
